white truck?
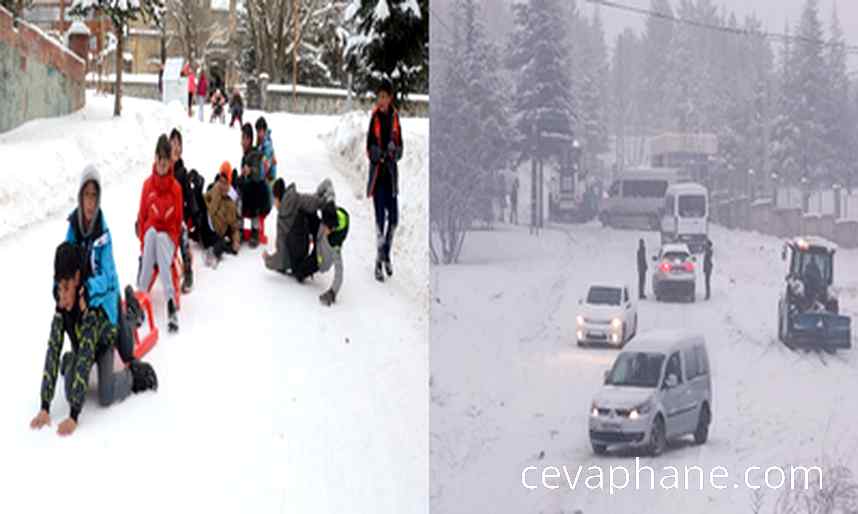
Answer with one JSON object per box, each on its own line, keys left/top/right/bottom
{"left": 659, "top": 182, "right": 709, "bottom": 254}
{"left": 599, "top": 168, "right": 688, "bottom": 230}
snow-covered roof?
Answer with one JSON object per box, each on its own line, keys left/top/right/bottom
{"left": 666, "top": 182, "right": 707, "bottom": 195}
{"left": 66, "top": 21, "right": 91, "bottom": 37}
{"left": 623, "top": 330, "right": 705, "bottom": 354}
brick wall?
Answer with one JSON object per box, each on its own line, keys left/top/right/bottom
{"left": 0, "top": 5, "right": 85, "bottom": 133}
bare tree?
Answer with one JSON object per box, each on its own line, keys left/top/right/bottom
{"left": 166, "top": 0, "right": 226, "bottom": 64}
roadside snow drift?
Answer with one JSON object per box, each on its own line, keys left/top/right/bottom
{"left": 0, "top": 92, "right": 428, "bottom": 514}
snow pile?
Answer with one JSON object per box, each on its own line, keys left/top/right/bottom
{"left": 323, "top": 110, "right": 429, "bottom": 307}
{"left": 0, "top": 91, "right": 189, "bottom": 240}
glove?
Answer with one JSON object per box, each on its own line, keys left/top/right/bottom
{"left": 387, "top": 141, "right": 397, "bottom": 160}
{"left": 130, "top": 360, "right": 158, "bottom": 393}
{"left": 319, "top": 289, "right": 336, "bottom": 306}
{"left": 369, "top": 145, "right": 382, "bottom": 164}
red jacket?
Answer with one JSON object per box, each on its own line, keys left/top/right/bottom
{"left": 137, "top": 163, "right": 183, "bottom": 250}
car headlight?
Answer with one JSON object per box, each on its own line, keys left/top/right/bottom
{"left": 577, "top": 315, "right": 584, "bottom": 326}
{"left": 629, "top": 400, "right": 652, "bottom": 420}
{"left": 611, "top": 318, "right": 622, "bottom": 330}
{"left": 590, "top": 402, "right": 599, "bottom": 417}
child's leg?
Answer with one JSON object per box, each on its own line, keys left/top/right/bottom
{"left": 137, "top": 227, "right": 159, "bottom": 291}
{"left": 65, "top": 309, "right": 113, "bottom": 419}
{"left": 372, "top": 193, "right": 387, "bottom": 261}
{"left": 316, "top": 229, "right": 343, "bottom": 295}
{"left": 153, "top": 231, "right": 176, "bottom": 301}
{"left": 96, "top": 341, "right": 133, "bottom": 407}
{"left": 383, "top": 195, "right": 399, "bottom": 261}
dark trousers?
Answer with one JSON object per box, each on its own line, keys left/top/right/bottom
{"left": 373, "top": 190, "right": 399, "bottom": 262}
{"left": 705, "top": 270, "right": 712, "bottom": 299}
{"left": 638, "top": 271, "right": 646, "bottom": 298}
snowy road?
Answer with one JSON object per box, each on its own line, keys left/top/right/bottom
{"left": 431, "top": 222, "right": 858, "bottom": 513}
{"left": 0, "top": 94, "right": 427, "bottom": 513}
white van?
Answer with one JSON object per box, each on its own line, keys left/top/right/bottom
{"left": 588, "top": 331, "right": 712, "bottom": 456}
{"left": 599, "top": 168, "right": 688, "bottom": 230}
{"left": 660, "top": 182, "right": 709, "bottom": 253}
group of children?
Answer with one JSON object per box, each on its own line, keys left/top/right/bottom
{"left": 30, "top": 79, "right": 404, "bottom": 436}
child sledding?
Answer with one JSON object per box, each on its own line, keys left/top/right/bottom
{"left": 263, "top": 178, "right": 348, "bottom": 306}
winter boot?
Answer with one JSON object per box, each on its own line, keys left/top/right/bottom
{"left": 204, "top": 248, "right": 218, "bottom": 268}
{"left": 125, "top": 285, "right": 145, "bottom": 328}
{"left": 167, "top": 299, "right": 179, "bottom": 333}
{"left": 181, "top": 257, "right": 193, "bottom": 294}
{"left": 249, "top": 228, "right": 260, "bottom": 249}
{"left": 129, "top": 360, "right": 158, "bottom": 393}
{"left": 375, "top": 259, "right": 384, "bottom": 282}
{"left": 383, "top": 257, "right": 393, "bottom": 278}
{"left": 319, "top": 289, "right": 336, "bottom": 307}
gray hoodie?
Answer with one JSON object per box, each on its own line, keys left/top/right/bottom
{"left": 76, "top": 164, "right": 102, "bottom": 238}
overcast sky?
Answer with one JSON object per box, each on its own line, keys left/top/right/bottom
{"left": 589, "top": 0, "right": 858, "bottom": 69}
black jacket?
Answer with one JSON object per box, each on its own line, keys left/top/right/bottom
{"left": 704, "top": 246, "right": 713, "bottom": 274}
{"left": 637, "top": 245, "right": 648, "bottom": 273}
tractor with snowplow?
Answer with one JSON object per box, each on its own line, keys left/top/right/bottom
{"left": 777, "top": 237, "right": 852, "bottom": 351}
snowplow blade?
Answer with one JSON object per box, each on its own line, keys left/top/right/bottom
{"left": 789, "top": 312, "right": 852, "bottom": 349}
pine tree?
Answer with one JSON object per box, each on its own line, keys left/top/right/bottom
{"left": 345, "top": 0, "right": 429, "bottom": 99}
{"left": 639, "top": 0, "right": 674, "bottom": 132}
{"left": 822, "top": 4, "right": 850, "bottom": 188}
{"left": 70, "top": 0, "right": 164, "bottom": 116}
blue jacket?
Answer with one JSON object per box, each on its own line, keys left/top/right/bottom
{"left": 65, "top": 210, "right": 121, "bottom": 326}
{"left": 259, "top": 131, "right": 277, "bottom": 181}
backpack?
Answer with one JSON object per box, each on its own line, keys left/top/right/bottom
{"left": 326, "top": 206, "right": 349, "bottom": 248}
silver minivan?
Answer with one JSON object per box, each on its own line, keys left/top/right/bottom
{"left": 588, "top": 330, "right": 712, "bottom": 456}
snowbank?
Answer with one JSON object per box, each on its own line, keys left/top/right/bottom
{"left": 323, "top": 110, "right": 429, "bottom": 307}
{"left": 0, "top": 91, "right": 189, "bottom": 240}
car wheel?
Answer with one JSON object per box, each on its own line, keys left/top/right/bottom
{"left": 693, "top": 404, "right": 710, "bottom": 445}
{"left": 592, "top": 443, "right": 607, "bottom": 455}
{"left": 648, "top": 416, "right": 667, "bottom": 457}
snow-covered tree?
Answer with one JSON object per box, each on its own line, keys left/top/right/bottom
{"left": 507, "top": 0, "right": 576, "bottom": 162}
{"left": 575, "top": 7, "right": 609, "bottom": 174}
{"left": 345, "top": 0, "right": 428, "bottom": 99}
{"left": 431, "top": 0, "right": 511, "bottom": 264}
{"left": 166, "top": 0, "right": 226, "bottom": 66}
{"left": 822, "top": 5, "right": 851, "bottom": 188}
{"left": 70, "top": 0, "right": 164, "bottom": 116}
{"left": 639, "top": 0, "right": 674, "bottom": 132}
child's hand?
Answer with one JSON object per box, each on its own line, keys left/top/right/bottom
{"left": 262, "top": 250, "right": 271, "bottom": 260}
{"left": 30, "top": 410, "right": 51, "bottom": 429}
{"left": 57, "top": 418, "right": 77, "bottom": 436}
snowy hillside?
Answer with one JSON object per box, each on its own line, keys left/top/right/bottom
{"left": 0, "top": 92, "right": 428, "bottom": 514}
{"left": 431, "top": 221, "right": 858, "bottom": 513}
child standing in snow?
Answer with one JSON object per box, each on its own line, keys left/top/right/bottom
{"left": 202, "top": 162, "right": 242, "bottom": 267}
{"left": 255, "top": 116, "right": 278, "bottom": 185}
{"left": 169, "top": 128, "right": 199, "bottom": 294}
{"left": 264, "top": 178, "right": 345, "bottom": 306}
{"left": 182, "top": 62, "right": 195, "bottom": 118}
{"left": 196, "top": 67, "right": 208, "bottom": 122}
{"left": 229, "top": 87, "right": 244, "bottom": 128}
{"left": 238, "top": 123, "right": 271, "bottom": 247}
{"left": 366, "top": 78, "right": 403, "bottom": 282}
{"left": 136, "top": 135, "right": 183, "bottom": 332}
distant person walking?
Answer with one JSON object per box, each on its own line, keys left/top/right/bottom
{"left": 510, "top": 177, "right": 519, "bottom": 225}
{"left": 183, "top": 62, "right": 196, "bottom": 118}
{"left": 196, "top": 67, "right": 208, "bottom": 122}
{"left": 704, "top": 239, "right": 713, "bottom": 300}
{"left": 637, "top": 238, "right": 648, "bottom": 299}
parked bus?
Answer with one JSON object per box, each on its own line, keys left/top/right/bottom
{"left": 599, "top": 168, "right": 689, "bottom": 230}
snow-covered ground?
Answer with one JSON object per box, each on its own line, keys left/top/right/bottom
{"left": 431, "top": 221, "right": 858, "bottom": 513}
{"left": 0, "top": 92, "right": 428, "bottom": 514}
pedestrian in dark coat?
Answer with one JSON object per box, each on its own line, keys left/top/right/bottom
{"left": 637, "top": 238, "right": 648, "bottom": 299}
{"left": 704, "top": 239, "right": 713, "bottom": 300}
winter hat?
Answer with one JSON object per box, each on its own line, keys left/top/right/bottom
{"left": 77, "top": 164, "right": 102, "bottom": 237}
{"left": 219, "top": 161, "right": 232, "bottom": 185}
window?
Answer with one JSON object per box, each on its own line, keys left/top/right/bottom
{"left": 695, "top": 347, "right": 709, "bottom": 376}
{"left": 662, "top": 251, "right": 690, "bottom": 262}
{"left": 587, "top": 287, "right": 622, "bottom": 306}
{"left": 683, "top": 348, "right": 699, "bottom": 379}
{"left": 622, "top": 180, "right": 669, "bottom": 198}
{"left": 664, "top": 195, "right": 675, "bottom": 214}
{"left": 606, "top": 352, "right": 666, "bottom": 388}
{"left": 678, "top": 195, "right": 706, "bottom": 218}
{"left": 665, "top": 352, "right": 683, "bottom": 384}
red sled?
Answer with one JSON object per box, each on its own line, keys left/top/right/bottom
{"left": 119, "top": 291, "right": 159, "bottom": 360}
{"left": 242, "top": 215, "right": 269, "bottom": 245}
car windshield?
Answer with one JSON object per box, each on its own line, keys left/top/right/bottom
{"left": 587, "top": 287, "right": 622, "bottom": 305}
{"left": 662, "top": 251, "right": 689, "bottom": 262}
{"left": 678, "top": 195, "right": 706, "bottom": 217}
{"left": 797, "top": 250, "right": 832, "bottom": 284}
{"left": 606, "top": 352, "right": 665, "bottom": 388}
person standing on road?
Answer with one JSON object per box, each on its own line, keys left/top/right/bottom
{"left": 510, "top": 177, "right": 519, "bottom": 225}
{"left": 704, "top": 239, "right": 713, "bottom": 300}
{"left": 196, "top": 67, "right": 208, "bottom": 122}
{"left": 637, "top": 238, "right": 648, "bottom": 299}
